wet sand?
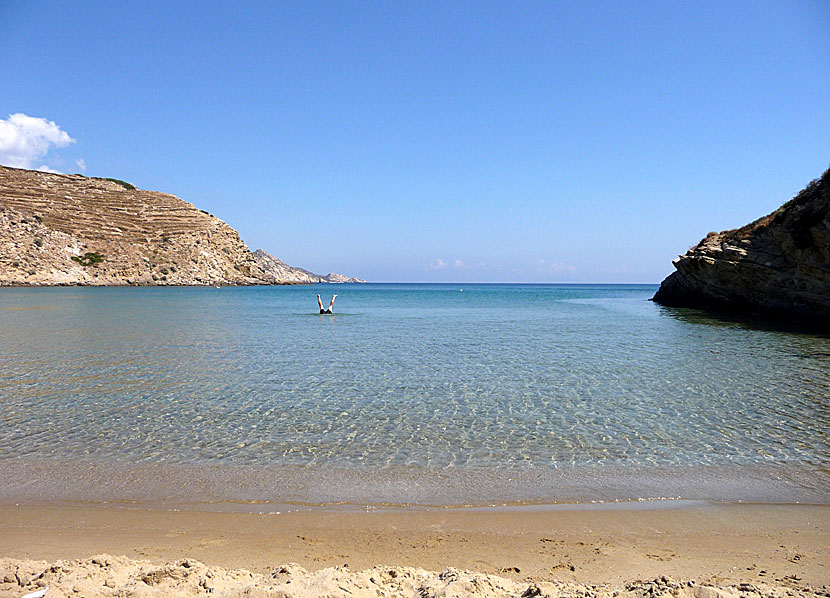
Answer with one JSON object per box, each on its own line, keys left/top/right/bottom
{"left": 0, "top": 502, "right": 827, "bottom": 596}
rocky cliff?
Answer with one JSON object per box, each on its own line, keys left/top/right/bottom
{"left": 0, "top": 165, "right": 278, "bottom": 285}
{"left": 0, "top": 166, "right": 365, "bottom": 286}
{"left": 253, "top": 249, "right": 365, "bottom": 283}
{"left": 653, "top": 168, "right": 830, "bottom": 324}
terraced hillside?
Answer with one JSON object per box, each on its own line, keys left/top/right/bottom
{"left": 0, "top": 165, "right": 274, "bottom": 286}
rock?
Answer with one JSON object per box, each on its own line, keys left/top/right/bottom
{"left": 323, "top": 271, "right": 366, "bottom": 283}
{"left": 0, "top": 165, "right": 275, "bottom": 286}
{"left": 693, "top": 586, "right": 736, "bottom": 598}
{"left": 652, "top": 168, "right": 830, "bottom": 326}
{"left": 521, "top": 584, "right": 542, "bottom": 597}
{"left": 270, "top": 563, "right": 307, "bottom": 580}
{"left": 0, "top": 556, "right": 826, "bottom": 598}
{"left": 253, "top": 249, "right": 365, "bottom": 283}
{"left": 440, "top": 568, "right": 460, "bottom": 582}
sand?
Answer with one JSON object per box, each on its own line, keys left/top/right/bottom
{"left": 0, "top": 502, "right": 827, "bottom": 597}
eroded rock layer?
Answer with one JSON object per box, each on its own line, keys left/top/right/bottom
{"left": 653, "top": 169, "right": 830, "bottom": 324}
{"left": 0, "top": 166, "right": 273, "bottom": 286}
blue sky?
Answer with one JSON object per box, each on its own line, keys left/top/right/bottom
{"left": 1, "top": 1, "right": 828, "bottom": 282}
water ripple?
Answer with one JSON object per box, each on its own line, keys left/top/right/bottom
{"left": 0, "top": 284, "right": 828, "bottom": 502}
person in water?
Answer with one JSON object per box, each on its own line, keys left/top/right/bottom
{"left": 317, "top": 294, "right": 337, "bottom": 314}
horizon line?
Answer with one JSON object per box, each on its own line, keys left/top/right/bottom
{"left": 336, "top": 281, "right": 661, "bottom": 285}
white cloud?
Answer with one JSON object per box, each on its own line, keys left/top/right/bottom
{"left": 453, "top": 259, "right": 468, "bottom": 268}
{"left": 36, "top": 165, "right": 63, "bottom": 174}
{"left": 0, "top": 113, "right": 75, "bottom": 170}
{"left": 75, "top": 158, "right": 87, "bottom": 172}
{"left": 600, "top": 265, "right": 646, "bottom": 274}
{"left": 537, "top": 259, "right": 576, "bottom": 272}
{"left": 549, "top": 262, "right": 576, "bottom": 272}
{"left": 429, "top": 259, "right": 447, "bottom": 270}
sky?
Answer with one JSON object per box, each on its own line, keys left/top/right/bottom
{"left": 1, "top": 1, "right": 828, "bottom": 282}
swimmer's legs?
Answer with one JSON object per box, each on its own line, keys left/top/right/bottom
{"left": 329, "top": 294, "right": 337, "bottom": 310}
{"left": 317, "top": 294, "right": 324, "bottom": 311}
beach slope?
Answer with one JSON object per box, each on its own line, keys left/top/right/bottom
{"left": 0, "top": 503, "right": 826, "bottom": 597}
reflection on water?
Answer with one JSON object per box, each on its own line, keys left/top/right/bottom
{"left": 655, "top": 303, "right": 830, "bottom": 336}
{"left": 0, "top": 284, "right": 828, "bottom": 504}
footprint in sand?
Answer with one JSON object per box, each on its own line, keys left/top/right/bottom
{"left": 646, "top": 552, "right": 677, "bottom": 561}
{"left": 550, "top": 562, "right": 575, "bottom": 572}
{"left": 197, "top": 538, "right": 228, "bottom": 548}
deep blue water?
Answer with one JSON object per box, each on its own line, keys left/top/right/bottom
{"left": 0, "top": 284, "right": 827, "bottom": 506}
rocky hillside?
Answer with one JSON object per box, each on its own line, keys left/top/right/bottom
{"left": 653, "top": 168, "right": 830, "bottom": 324}
{"left": 253, "top": 249, "right": 365, "bottom": 283}
{"left": 0, "top": 166, "right": 364, "bottom": 286}
{"left": 0, "top": 166, "right": 275, "bottom": 285}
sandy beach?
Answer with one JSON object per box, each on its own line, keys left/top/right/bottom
{"left": 4, "top": 0, "right": 830, "bottom": 595}
{"left": 0, "top": 502, "right": 827, "bottom": 597}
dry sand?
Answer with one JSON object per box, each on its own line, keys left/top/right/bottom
{"left": 0, "top": 502, "right": 827, "bottom": 597}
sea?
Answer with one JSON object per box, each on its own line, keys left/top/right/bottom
{"left": 0, "top": 284, "right": 827, "bottom": 510}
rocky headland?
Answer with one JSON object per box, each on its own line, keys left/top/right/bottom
{"left": 0, "top": 166, "right": 363, "bottom": 286}
{"left": 253, "top": 249, "right": 365, "bottom": 283}
{"left": 653, "top": 169, "right": 830, "bottom": 324}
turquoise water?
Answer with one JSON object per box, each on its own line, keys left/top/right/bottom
{"left": 0, "top": 284, "right": 828, "bottom": 507}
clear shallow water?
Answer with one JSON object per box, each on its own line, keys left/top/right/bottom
{"left": 0, "top": 284, "right": 828, "bottom": 506}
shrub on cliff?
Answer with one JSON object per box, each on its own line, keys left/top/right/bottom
{"left": 103, "top": 178, "right": 136, "bottom": 191}
{"left": 71, "top": 252, "right": 105, "bottom": 266}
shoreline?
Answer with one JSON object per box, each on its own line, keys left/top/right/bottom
{"left": 2, "top": 460, "right": 826, "bottom": 512}
{"left": 2, "top": 497, "right": 826, "bottom": 516}
{"left": 1, "top": 501, "right": 827, "bottom": 596}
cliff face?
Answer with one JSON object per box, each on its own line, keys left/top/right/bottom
{"left": 0, "top": 166, "right": 273, "bottom": 285}
{"left": 253, "top": 249, "right": 365, "bottom": 283}
{"left": 653, "top": 169, "right": 830, "bottom": 323}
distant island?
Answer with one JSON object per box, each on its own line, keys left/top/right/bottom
{"left": 653, "top": 168, "right": 829, "bottom": 325}
{"left": 0, "top": 165, "right": 364, "bottom": 286}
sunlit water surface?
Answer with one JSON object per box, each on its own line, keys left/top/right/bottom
{"left": 1, "top": 284, "right": 827, "bottom": 507}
